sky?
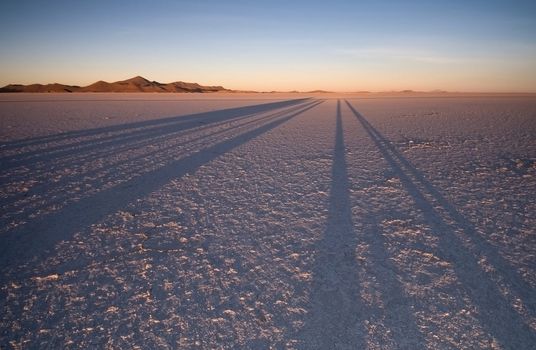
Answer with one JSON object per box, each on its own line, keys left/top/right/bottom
{"left": 1, "top": 0, "right": 535, "bottom": 92}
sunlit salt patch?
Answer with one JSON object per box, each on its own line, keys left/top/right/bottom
{"left": 385, "top": 177, "right": 401, "bottom": 185}
{"left": 288, "top": 253, "right": 300, "bottom": 260}
{"left": 223, "top": 309, "right": 237, "bottom": 318}
{"left": 296, "top": 272, "right": 312, "bottom": 281}
{"left": 105, "top": 306, "right": 119, "bottom": 314}
{"left": 407, "top": 140, "right": 435, "bottom": 149}
{"left": 162, "top": 221, "right": 183, "bottom": 228}
{"left": 31, "top": 274, "right": 60, "bottom": 282}
{"left": 382, "top": 219, "right": 407, "bottom": 227}
{"left": 117, "top": 211, "right": 135, "bottom": 221}
{"left": 8, "top": 282, "right": 21, "bottom": 289}
{"left": 375, "top": 185, "right": 400, "bottom": 194}
{"left": 412, "top": 250, "right": 442, "bottom": 262}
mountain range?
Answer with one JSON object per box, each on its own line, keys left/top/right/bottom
{"left": 0, "top": 76, "right": 231, "bottom": 93}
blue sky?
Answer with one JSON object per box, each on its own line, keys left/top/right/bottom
{"left": 1, "top": 0, "right": 535, "bottom": 91}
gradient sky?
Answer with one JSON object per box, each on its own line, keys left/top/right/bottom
{"left": 1, "top": 0, "right": 535, "bottom": 92}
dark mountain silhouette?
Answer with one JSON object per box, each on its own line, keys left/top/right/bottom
{"left": 0, "top": 76, "right": 230, "bottom": 93}
{"left": 306, "top": 90, "right": 333, "bottom": 93}
{"left": 0, "top": 83, "right": 81, "bottom": 93}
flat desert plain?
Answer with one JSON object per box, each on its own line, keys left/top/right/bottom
{"left": 1, "top": 93, "right": 535, "bottom": 349}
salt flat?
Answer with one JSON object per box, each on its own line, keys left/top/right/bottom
{"left": 1, "top": 93, "right": 535, "bottom": 349}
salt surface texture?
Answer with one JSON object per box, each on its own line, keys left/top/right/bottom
{"left": 1, "top": 93, "right": 535, "bottom": 349}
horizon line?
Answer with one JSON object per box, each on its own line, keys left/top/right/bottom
{"left": 2, "top": 75, "right": 536, "bottom": 95}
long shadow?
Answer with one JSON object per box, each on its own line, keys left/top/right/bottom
{"left": 1, "top": 108, "right": 275, "bottom": 169}
{"left": 1, "top": 99, "right": 320, "bottom": 202}
{"left": 302, "top": 100, "right": 425, "bottom": 348}
{"left": 0, "top": 98, "right": 310, "bottom": 152}
{"left": 0, "top": 101, "right": 323, "bottom": 278}
{"left": 301, "top": 100, "right": 365, "bottom": 348}
{"left": 1, "top": 101, "right": 321, "bottom": 225}
{"left": 60, "top": 100, "right": 319, "bottom": 169}
{"left": 345, "top": 100, "right": 536, "bottom": 348}
{"left": 346, "top": 104, "right": 535, "bottom": 311}
{"left": 0, "top": 99, "right": 311, "bottom": 169}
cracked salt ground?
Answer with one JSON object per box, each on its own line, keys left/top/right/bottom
{"left": 1, "top": 94, "right": 535, "bottom": 349}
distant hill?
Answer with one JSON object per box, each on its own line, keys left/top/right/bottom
{"left": 305, "top": 90, "right": 333, "bottom": 93}
{"left": 1, "top": 83, "right": 81, "bottom": 93}
{"left": 0, "top": 76, "right": 230, "bottom": 93}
